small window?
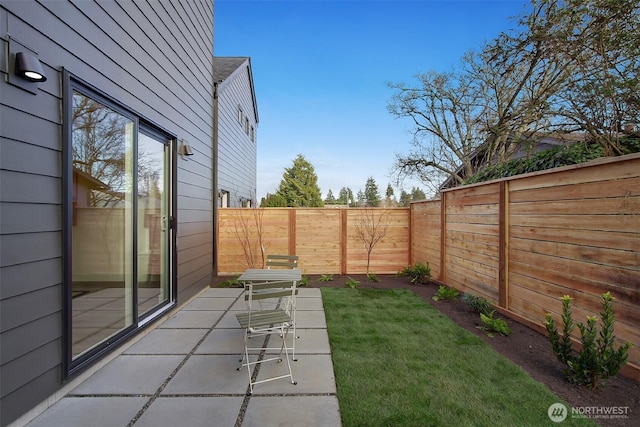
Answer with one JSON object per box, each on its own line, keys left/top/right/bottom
{"left": 250, "top": 126, "right": 255, "bottom": 142}
{"left": 219, "top": 190, "right": 229, "bottom": 208}
{"left": 237, "top": 106, "right": 243, "bottom": 125}
{"left": 244, "top": 117, "right": 249, "bottom": 135}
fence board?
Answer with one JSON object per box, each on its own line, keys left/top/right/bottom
{"left": 510, "top": 177, "right": 640, "bottom": 203}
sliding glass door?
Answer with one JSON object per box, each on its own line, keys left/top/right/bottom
{"left": 67, "top": 79, "right": 174, "bottom": 371}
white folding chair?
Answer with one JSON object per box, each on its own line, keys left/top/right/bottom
{"left": 266, "top": 254, "right": 299, "bottom": 269}
{"left": 236, "top": 280, "right": 298, "bottom": 395}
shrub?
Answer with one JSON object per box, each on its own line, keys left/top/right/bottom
{"left": 398, "top": 262, "right": 431, "bottom": 284}
{"left": 318, "top": 274, "right": 334, "bottom": 282}
{"left": 461, "top": 293, "right": 493, "bottom": 316}
{"left": 544, "top": 292, "right": 632, "bottom": 389}
{"left": 367, "top": 273, "right": 380, "bottom": 283}
{"left": 478, "top": 310, "right": 510, "bottom": 337}
{"left": 298, "top": 275, "right": 310, "bottom": 287}
{"left": 345, "top": 277, "right": 360, "bottom": 289}
{"left": 219, "top": 276, "right": 243, "bottom": 287}
{"left": 432, "top": 285, "right": 459, "bottom": 301}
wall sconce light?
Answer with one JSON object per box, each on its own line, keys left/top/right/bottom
{"left": 8, "top": 37, "right": 47, "bottom": 94}
{"left": 15, "top": 52, "right": 47, "bottom": 82}
{"left": 180, "top": 140, "right": 194, "bottom": 156}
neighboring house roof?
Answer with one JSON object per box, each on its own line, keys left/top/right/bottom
{"left": 439, "top": 132, "right": 585, "bottom": 190}
{"left": 73, "top": 167, "right": 109, "bottom": 190}
{"left": 213, "top": 56, "right": 258, "bottom": 124}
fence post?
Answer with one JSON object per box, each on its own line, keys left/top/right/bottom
{"left": 439, "top": 192, "right": 447, "bottom": 283}
{"left": 289, "top": 208, "right": 296, "bottom": 256}
{"left": 498, "top": 181, "right": 509, "bottom": 309}
{"left": 341, "top": 208, "right": 348, "bottom": 275}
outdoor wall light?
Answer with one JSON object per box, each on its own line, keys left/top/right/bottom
{"left": 15, "top": 52, "right": 47, "bottom": 82}
{"left": 180, "top": 140, "right": 194, "bottom": 156}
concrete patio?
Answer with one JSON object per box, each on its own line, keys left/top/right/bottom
{"left": 23, "top": 287, "right": 342, "bottom": 427}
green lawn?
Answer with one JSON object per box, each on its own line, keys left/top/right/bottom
{"left": 322, "top": 288, "right": 594, "bottom": 427}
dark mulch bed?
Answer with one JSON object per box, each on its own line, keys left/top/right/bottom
{"left": 304, "top": 274, "right": 640, "bottom": 427}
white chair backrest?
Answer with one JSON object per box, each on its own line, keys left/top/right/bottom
{"left": 266, "top": 254, "right": 298, "bottom": 269}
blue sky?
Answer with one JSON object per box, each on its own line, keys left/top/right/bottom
{"left": 214, "top": 0, "right": 528, "bottom": 200}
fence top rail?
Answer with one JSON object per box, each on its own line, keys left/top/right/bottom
{"left": 439, "top": 152, "right": 640, "bottom": 194}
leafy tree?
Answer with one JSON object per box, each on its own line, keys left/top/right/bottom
{"left": 363, "top": 177, "right": 381, "bottom": 207}
{"left": 324, "top": 189, "right": 337, "bottom": 205}
{"left": 542, "top": 0, "right": 640, "bottom": 156}
{"left": 272, "top": 154, "right": 324, "bottom": 207}
{"left": 388, "top": 0, "right": 639, "bottom": 189}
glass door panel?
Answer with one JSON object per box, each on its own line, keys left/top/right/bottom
{"left": 70, "top": 91, "right": 135, "bottom": 358}
{"left": 137, "top": 132, "right": 170, "bottom": 317}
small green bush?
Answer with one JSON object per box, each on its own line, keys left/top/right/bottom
{"left": 318, "top": 274, "right": 334, "bottom": 282}
{"left": 478, "top": 310, "right": 511, "bottom": 337}
{"left": 345, "top": 277, "right": 360, "bottom": 289}
{"left": 367, "top": 273, "right": 380, "bottom": 283}
{"left": 432, "top": 285, "right": 459, "bottom": 301}
{"left": 398, "top": 262, "right": 431, "bottom": 284}
{"left": 219, "top": 276, "right": 243, "bottom": 287}
{"left": 298, "top": 275, "right": 310, "bottom": 287}
{"left": 460, "top": 293, "right": 493, "bottom": 316}
{"left": 544, "top": 292, "right": 632, "bottom": 389}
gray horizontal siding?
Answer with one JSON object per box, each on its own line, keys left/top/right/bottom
{"left": 1, "top": 339, "right": 60, "bottom": 398}
{"left": 0, "top": 285, "right": 60, "bottom": 333}
{"left": 0, "top": 171, "right": 61, "bottom": 204}
{"left": 0, "top": 0, "right": 214, "bottom": 424}
{"left": 217, "top": 62, "right": 257, "bottom": 206}
{"left": 0, "top": 138, "right": 60, "bottom": 177}
{"left": 0, "top": 259, "right": 62, "bottom": 300}
{"left": 0, "top": 366, "right": 60, "bottom": 427}
{"left": 0, "top": 107, "right": 61, "bottom": 150}
{"left": 1, "top": 313, "right": 60, "bottom": 366}
{"left": 0, "top": 232, "right": 61, "bottom": 268}
{"left": 0, "top": 203, "right": 60, "bottom": 234}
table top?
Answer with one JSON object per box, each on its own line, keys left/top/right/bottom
{"left": 238, "top": 269, "right": 302, "bottom": 282}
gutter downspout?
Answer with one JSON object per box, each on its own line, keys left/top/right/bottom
{"left": 212, "top": 80, "right": 220, "bottom": 275}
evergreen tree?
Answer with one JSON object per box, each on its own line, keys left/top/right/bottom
{"left": 399, "top": 189, "right": 411, "bottom": 207}
{"left": 385, "top": 183, "right": 395, "bottom": 207}
{"left": 324, "top": 189, "right": 337, "bottom": 204}
{"left": 274, "top": 154, "right": 324, "bottom": 207}
{"left": 356, "top": 189, "right": 365, "bottom": 207}
{"left": 337, "top": 187, "right": 354, "bottom": 206}
{"left": 364, "top": 176, "right": 381, "bottom": 207}
{"left": 411, "top": 187, "right": 426, "bottom": 201}
{"left": 385, "top": 183, "right": 394, "bottom": 199}
{"left": 261, "top": 192, "right": 287, "bottom": 207}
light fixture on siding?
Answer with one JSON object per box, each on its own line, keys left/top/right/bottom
{"left": 180, "top": 140, "right": 194, "bottom": 156}
{"left": 15, "top": 52, "right": 47, "bottom": 82}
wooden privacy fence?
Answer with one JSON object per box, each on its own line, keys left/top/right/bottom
{"left": 412, "top": 153, "right": 640, "bottom": 375}
{"left": 217, "top": 207, "right": 410, "bottom": 275}
{"left": 216, "top": 153, "right": 639, "bottom": 375}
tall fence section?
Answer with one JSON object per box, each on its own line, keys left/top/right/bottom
{"left": 217, "top": 153, "right": 640, "bottom": 375}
